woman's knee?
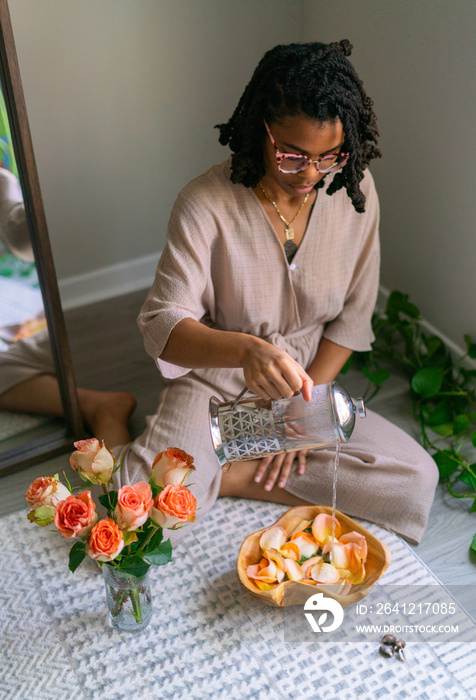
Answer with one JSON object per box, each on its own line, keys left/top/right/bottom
{"left": 219, "top": 460, "right": 258, "bottom": 497}
{"left": 414, "top": 447, "right": 440, "bottom": 497}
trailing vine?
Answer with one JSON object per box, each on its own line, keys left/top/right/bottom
{"left": 342, "top": 291, "right": 476, "bottom": 552}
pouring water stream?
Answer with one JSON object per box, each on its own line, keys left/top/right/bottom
{"left": 330, "top": 443, "right": 340, "bottom": 564}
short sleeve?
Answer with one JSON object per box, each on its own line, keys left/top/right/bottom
{"left": 322, "top": 171, "right": 380, "bottom": 351}
{"left": 137, "top": 189, "right": 215, "bottom": 379}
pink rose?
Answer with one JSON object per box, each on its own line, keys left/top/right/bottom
{"left": 69, "top": 438, "right": 115, "bottom": 485}
{"left": 87, "top": 518, "right": 124, "bottom": 562}
{"left": 151, "top": 447, "right": 195, "bottom": 488}
{"left": 114, "top": 482, "right": 153, "bottom": 531}
{"left": 151, "top": 484, "right": 197, "bottom": 529}
{"left": 25, "top": 474, "right": 70, "bottom": 509}
{"left": 54, "top": 491, "right": 98, "bottom": 538}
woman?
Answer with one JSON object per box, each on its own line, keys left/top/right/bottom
{"left": 0, "top": 40, "right": 438, "bottom": 543}
{"left": 119, "top": 40, "right": 438, "bottom": 544}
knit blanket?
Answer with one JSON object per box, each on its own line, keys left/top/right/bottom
{"left": 1, "top": 498, "right": 475, "bottom": 700}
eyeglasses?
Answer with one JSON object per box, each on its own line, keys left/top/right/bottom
{"left": 264, "top": 120, "right": 349, "bottom": 175}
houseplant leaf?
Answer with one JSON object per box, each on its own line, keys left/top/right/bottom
{"left": 411, "top": 368, "right": 444, "bottom": 398}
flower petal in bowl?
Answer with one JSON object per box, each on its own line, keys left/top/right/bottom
{"left": 237, "top": 505, "right": 391, "bottom": 607}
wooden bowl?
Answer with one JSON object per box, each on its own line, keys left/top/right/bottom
{"left": 237, "top": 505, "right": 392, "bottom": 608}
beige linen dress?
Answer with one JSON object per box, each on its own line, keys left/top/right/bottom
{"left": 116, "top": 159, "right": 438, "bottom": 545}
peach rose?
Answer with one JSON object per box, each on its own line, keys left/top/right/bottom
{"left": 25, "top": 474, "right": 70, "bottom": 509}
{"left": 54, "top": 491, "right": 98, "bottom": 539}
{"left": 69, "top": 438, "right": 115, "bottom": 485}
{"left": 150, "top": 484, "right": 197, "bottom": 529}
{"left": 87, "top": 518, "right": 124, "bottom": 562}
{"left": 114, "top": 482, "right": 153, "bottom": 531}
{"left": 150, "top": 447, "right": 195, "bottom": 488}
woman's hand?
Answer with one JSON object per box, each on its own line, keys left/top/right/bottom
{"left": 241, "top": 338, "right": 313, "bottom": 402}
{"left": 254, "top": 450, "right": 308, "bottom": 491}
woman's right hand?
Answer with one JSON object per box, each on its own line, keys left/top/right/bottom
{"left": 241, "top": 337, "right": 313, "bottom": 402}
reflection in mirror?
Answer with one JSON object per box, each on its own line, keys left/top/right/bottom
{"left": 0, "top": 0, "right": 84, "bottom": 475}
{"left": 0, "top": 87, "right": 63, "bottom": 459}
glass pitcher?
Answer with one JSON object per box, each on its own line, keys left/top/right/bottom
{"left": 209, "top": 381, "right": 366, "bottom": 471}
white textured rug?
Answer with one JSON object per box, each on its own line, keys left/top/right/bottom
{"left": 1, "top": 498, "right": 475, "bottom": 700}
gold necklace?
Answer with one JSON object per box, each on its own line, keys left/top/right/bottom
{"left": 259, "top": 182, "right": 310, "bottom": 242}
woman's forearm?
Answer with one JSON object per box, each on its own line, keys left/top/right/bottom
{"left": 159, "top": 317, "right": 313, "bottom": 401}
{"left": 159, "top": 317, "right": 258, "bottom": 369}
{"left": 306, "top": 337, "right": 353, "bottom": 385}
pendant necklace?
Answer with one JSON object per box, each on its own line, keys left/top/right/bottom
{"left": 259, "top": 182, "right": 311, "bottom": 262}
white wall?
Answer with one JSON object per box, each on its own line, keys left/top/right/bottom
{"left": 7, "top": 0, "right": 475, "bottom": 347}
{"left": 303, "top": 0, "right": 476, "bottom": 347}
{"left": 8, "top": 0, "right": 303, "bottom": 281}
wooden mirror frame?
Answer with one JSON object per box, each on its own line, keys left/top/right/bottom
{"left": 0, "top": 0, "right": 84, "bottom": 475}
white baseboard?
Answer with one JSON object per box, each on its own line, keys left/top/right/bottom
{"left": 58, "top": 251, "right": 161, "bottom": 311}
{"left": 377, "top": 284, "right": 472, "bottom": 363}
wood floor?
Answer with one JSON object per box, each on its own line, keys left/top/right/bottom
{"left": 2, "top": 288, "right": 475, "bottom": 615}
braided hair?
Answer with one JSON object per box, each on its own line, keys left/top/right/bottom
{"left": 215, "top": 40, "right": 381, "bottom": 213}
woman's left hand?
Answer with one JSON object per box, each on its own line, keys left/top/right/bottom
{"left": 254, "top": 450, "right": 307, "bottom": 491}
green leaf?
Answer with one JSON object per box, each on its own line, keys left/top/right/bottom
{"left": 99, "top": 490, "right": 118, "bottom": 511}
{"left": 422, "top": 399, "right": 453, "bottom": 427}
{"left": 98, "top": 494, "right": 110, "bottom": 509}
{"left": 149, "top": 480, "right": 162, "bottom": 499}
{"left": 399, "top": 322, "right": 416, "bottom": 351}
{"left": 299, "top": 553, "right": 315, "bottom": 563}
{"left": 411, "top": 368, "right": 445, "bottom": 398}
{"left": 386, "top": 290, "right": 420, "bottom": 322}
{"left": 144, "top": 539, "right": 173, "bottom": 567}
{"left": 27, "top": 505, "right": 55, "bottom": 527}
{"left": 68, "top": 541, "right": 87, "bottom": 573}
{"left": 453, "top": 414, "right": 471, "bottom": 435}
{"left": 424, "top": 335, "right": 445, "bottom": 359}
{"left": 433, "top": 450, "right": 460, "bottom": 480}
{"left": 430, "top": 423, "right": 453, "bottom": 437}
{"left": 471, "top": 431, "right": 476, "bottom": 449}
{"left": 142, "top": 527, "right": 163, "bottom": 555}
{"left": 457, "top": 471, "right": 476, "bottom": 490}
{"left": 122, "top": 531, "right": 139, "bottom": 546}
{"left": 62, "top": 471, "right": 73, "bottom": 493}
{"left": 464, "top": 335, "right": 476, "bottom": 359}
{"left": 470, "top": 502, "right": 476, "bottom": 515}
{"left": 471, "top": 533, "right": 476, "bottom": 550}
{"left": 118, "top": 556, "right": 150, "bottom": 578}
{"left": 361, "top": 367, "right": 391, "bottom": 385}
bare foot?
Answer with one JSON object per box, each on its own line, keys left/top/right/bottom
{"left": 0, "top": 375, "right": 137, "bottom": 448}
{"left": 78, "top": 389, "right": 137, "bottom": 448}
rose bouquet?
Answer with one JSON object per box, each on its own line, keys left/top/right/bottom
{"left": 25, "top": 439, "right": 197, "bottom": 629}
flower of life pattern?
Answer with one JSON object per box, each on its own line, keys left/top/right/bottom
{"left": 219, "top": 407, "right": 282, "bottom": 460}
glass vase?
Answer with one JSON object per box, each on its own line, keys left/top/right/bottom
{"left": 103, "top": 565, "right": 153, "bottom": 632}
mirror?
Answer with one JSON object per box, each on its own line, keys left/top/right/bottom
{"left": 0, "top": 0, "right": 84, "bottom": 475}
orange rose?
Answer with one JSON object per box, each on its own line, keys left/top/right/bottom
{"left": 151, "top": 447, "right": 195, "bottom": 488}
{"left": 150, "top": 484, "right": 197, "bottom": 529}
{"left": 54, "top": 491, "right": 98, "bottom": 539}
{"left": 25, "top": 474, "right": 70, "bottom": 509}
{"left": 87, "top": 518, "right": 124, "bottom": 562}
{"left": 114, "top": 482, "right": 154, "bottom": 531}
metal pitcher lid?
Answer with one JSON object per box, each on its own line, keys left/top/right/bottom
{"left": 332, "top": 381, "right": 366, "bottom": 442}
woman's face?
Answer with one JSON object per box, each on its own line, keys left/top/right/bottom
{"left": 262, "top": 114, "right": 345, "bottom": 198}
